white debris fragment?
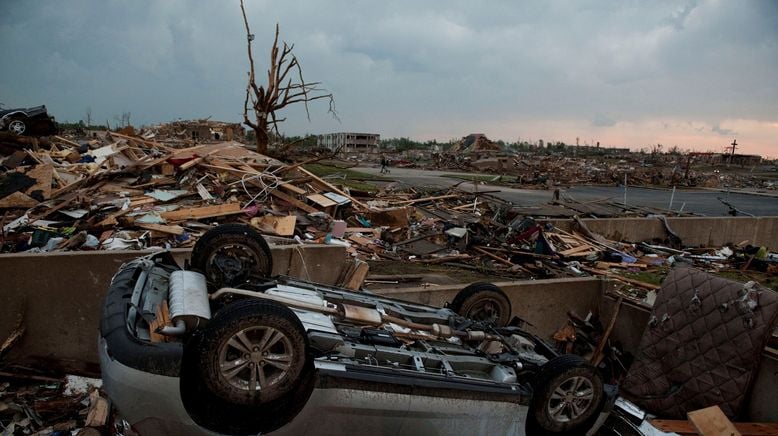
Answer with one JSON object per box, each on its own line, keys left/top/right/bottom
{"left": 63, "top": 375, "right": 102, "bottom": 396}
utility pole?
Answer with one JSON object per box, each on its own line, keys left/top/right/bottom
{"left": 728, "top": 139, "right": 737, "bottom": 166}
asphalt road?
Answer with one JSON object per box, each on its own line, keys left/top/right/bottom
{"left": 356, "top": 166, "right": 778, "bottom": 216}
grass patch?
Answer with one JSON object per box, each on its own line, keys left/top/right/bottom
{"left": 716, "top": 270, "right": 776, "bottom": 291}
{"left": 303, "top": 163, "right": 388, "bottom": 192}
{"left": 367, "top": 260, "right": 497, "bottom": 284}
{"left": 619, "top": 268, "right": 775, "bottom": 291}
{"left": 620, "top": 270, "right": 668, "bottom": 286}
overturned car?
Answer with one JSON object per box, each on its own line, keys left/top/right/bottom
{"left": 100, "top": 224, "right": 615, "bottom": 435}
{"left": 0, "top": 105, "right": 57, "bottom": 136}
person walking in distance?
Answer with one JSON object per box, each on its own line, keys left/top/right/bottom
{"left": 380, "top": 154, "right": 389, "bottom": 174}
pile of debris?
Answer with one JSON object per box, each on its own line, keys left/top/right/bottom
{"left": 1, "top": 131, "right": 774, "bottom": 294}
{"left": 0, "top": 373, "right": 120, "bottom": 435}
{"left": 419, "top": 147, "right": 776, "bottom": 190}
{"left": 449, "top": 134, "right": 502, "bottom": 154}
{"left": 141, "top": 119, "right": 245, "bottom": 144}
{"left": 0, "top": 132, "right": 373, "bottom": 253}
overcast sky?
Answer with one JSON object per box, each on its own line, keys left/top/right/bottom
{"left": 1, "top": 1, "right": 776, "bottom": 156}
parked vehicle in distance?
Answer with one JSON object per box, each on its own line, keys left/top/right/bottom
{"left": 99, "top": 224, "right": 616, "bottom": 435}
{"left": 0, "top": 105, "right": 57, "bottom": 136}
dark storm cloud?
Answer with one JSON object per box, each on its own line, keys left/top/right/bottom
{"left": 0, "top": 0, "right": 775, "bottom": 153}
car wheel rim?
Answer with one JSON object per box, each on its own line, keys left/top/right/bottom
{"left": 467, "top": 297, "right": 502, "bottom": 323}
{"left": 206, "top": 243, "right": 259, "bottom": 285}
{"left": 218, "top": 326, "right": 294, "bottom": 392}
{"left": 547, "top": 375, "right": 595, "bottom": 423}
{"left": 8, "top": 120, "right": 25, "bottom": 135}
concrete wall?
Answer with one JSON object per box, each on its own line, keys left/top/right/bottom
{"left": 375, "top": 277, "right": 604, "bottom": 340}
{"left": 0, "top": 244, "right": 350, "bottom": 375}
{"left": 748, "top": 354, "right": 778, "bottom": 421}
{"left": 545, "top": 216, "right": 778, "bottom": 248}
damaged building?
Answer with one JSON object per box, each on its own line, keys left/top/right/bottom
{"left": 317, "top": 132, "right": 381, "bottom": 153}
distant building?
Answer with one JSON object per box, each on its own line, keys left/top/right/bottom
{"left": 317, "top": 132, "right": 380, "bottom": 152}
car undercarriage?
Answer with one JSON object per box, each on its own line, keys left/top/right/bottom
{"left": 101, "top": 224, "right": 614, "bottom": 435}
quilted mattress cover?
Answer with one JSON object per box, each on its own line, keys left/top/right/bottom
{"left": 621, "top": 267, "right": 778, "bottom": 419}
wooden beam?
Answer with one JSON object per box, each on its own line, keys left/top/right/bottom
{"left": 179, "top": 149, "right": 221, "bottom": 170}
{"left": 472, "top": 246, "right": 535, "bottom": 275}
{"left": 269, "top": 189, "right": 319, "bottom": 214}
{"left": 53, "top": 135, "right": 81, "bottom": 148}
{"left": 473, "top": 246, "right": 513, "bottom": 266}
{"left": 161, "top": 203, "right": 243, "bottom": 221}
{"left": 559, "top": 244, "right": 596, "bottom": 256}
{"left": 136, "top": 223, "right": 185, "bottom": 236}
{"left": 278, "top": 181, "right": 306, "bottom": 195}
{"left": 590, "top": 296, "right": 622, "bottom": 366}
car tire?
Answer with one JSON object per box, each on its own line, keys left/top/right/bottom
{"left": 449, "top": 282, "right": 512, "bottom": 326}
{"left": 180, "top": 307, "right": 315, "bottom": 435}
{"left": 198, "top": 299, "right": 309, "bottom": 406}
{"left": 7, "top": 118, "right": 26, "bottom": 135}
{"left": 529, "top": 355, "right": 604, "bottom": 434}
{"left": 190, "top": 223, "right": 272, "bottom": 289}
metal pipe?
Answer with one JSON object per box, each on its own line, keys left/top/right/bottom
{"left": 158, "top": 319, "right": 187, "bottom": 336}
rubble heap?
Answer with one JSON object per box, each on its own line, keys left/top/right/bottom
{"left": 0, "top": 131, "right": 774, "bottom": 294}
{"left": 0, "top": 132, "right": 371, "bottom": 253}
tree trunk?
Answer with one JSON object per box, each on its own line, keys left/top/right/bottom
{"left": 254, "top": 119, "right": 269, "bottom": 154}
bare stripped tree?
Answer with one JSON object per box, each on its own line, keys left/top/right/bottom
{"left": 240, "top": 0, "right": 336, "bottom": 154}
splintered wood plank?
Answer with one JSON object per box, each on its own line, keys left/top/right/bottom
{"left": 129, "top": 197, "right": 157, "bottom": 207}
{"left": 161, "top": 203, "right": 243, "bottom": 221}
{"left": 137, "top": 223, "right": 185, "bottom": 235}
{"left": 180, "top": 149, "right": 222, "bottom": 170}
{"left": 278, "top": 181, "right": 306, "bottom": 195}
{"left": 307, "top": 193, "right": 337, "bottom": 208}
{"left": 687, "top": 406, "right": 741, "bottom": 436}
{"left": 85, "top": 390, "right": 110, "bottom": 427}
{"left": 250, "top": 215, "right": 296, "bottom": 236}
{"left": 559, "top": 244, "right": 594, "bottom": 256}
